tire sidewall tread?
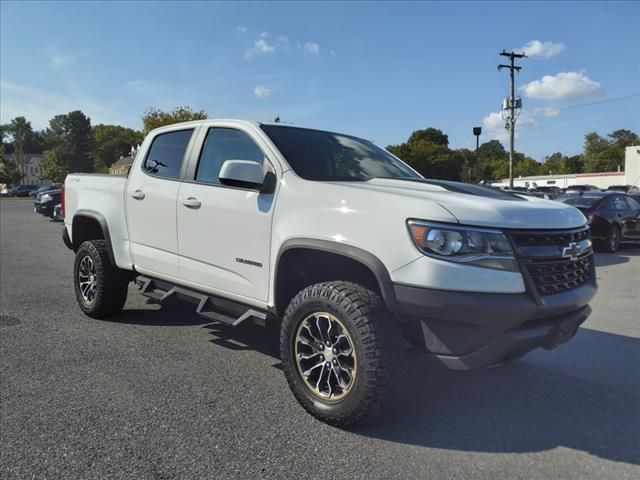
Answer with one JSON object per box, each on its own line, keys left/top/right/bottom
{"left": 280, "top": 281, "right": 406, "bottom": 427}
{"left": 73, "top": 240, "right": 128, "bottom": 319}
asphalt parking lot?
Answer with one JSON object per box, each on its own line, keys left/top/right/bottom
{"left": 1, "top": 198, "right": 639, "bottom": 480}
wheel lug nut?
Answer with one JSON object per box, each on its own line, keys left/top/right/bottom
{"left": 332, "top": 348, "right": 337, "bottom": 354}
{"left": 333, "top": 359, "right": 337, "bottom": 364}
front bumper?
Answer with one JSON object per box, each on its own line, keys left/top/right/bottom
{"left": 393, "top": 281, "right": 596, "bottom": 370}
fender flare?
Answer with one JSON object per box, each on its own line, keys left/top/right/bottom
{"left": 71, "top": 210, "right": 116, "bottom": 267}
{"left": 275, "top": 238, "right": 401, "bottom": 314}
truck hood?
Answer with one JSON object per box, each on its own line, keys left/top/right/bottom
{"left": 342, "top": 178, "right": 587, "bottom": 229}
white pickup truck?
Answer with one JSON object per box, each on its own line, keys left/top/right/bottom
{"left": 63, "top": 119, "right": 597, "bottom": 425}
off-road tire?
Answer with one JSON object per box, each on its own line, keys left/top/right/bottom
{"left": 280, "top": 281, "right": 405, "bottom": 426}
{"left": 73, "top": 240, "right": 129, "bottom": 318}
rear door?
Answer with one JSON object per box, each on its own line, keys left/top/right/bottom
{"left": 176, "top": 125, "right": 277, "bottom": 303}
{"left": 125, "top": 127, "right": 198, "bottom": 279}
{"left": 623, "top": 196, "right": 640, "bottom": 238}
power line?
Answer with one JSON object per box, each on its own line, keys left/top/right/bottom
{"left": 560, "top": 93, "right": 640, "bottom": 110}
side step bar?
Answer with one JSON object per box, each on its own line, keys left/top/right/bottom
{"left": 135, "top": 275, "right": 268, "bottom": 327}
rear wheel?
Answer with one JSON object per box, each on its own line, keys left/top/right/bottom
{"left": 280, "top": 281, "right": 405, "bottom": 426}
{"left": 73, "top": 240, "right": 129, "bottom": 318}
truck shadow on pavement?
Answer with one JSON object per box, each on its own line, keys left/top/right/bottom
{"left": 593, "top": 244, "right": 640, "bottom": 267}
{"left": 199, "top": 319, "right": 639, "bottom": 465}
{"left": 353, "top": 327, "right": 640, "bottom": 465}
{"left": 109, "top": 299, "right": 639, "bottom": 465}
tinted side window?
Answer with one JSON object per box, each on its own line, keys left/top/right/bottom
{"left": 143, "top": 129, "right": 193, "bottom": 179}
{"left": 598, "top": 197, "right": 615, "bottom": 210}
{"left": 195, "top": 128, "right": 264, "bottom": 184}
{"left": 612, "top": 196, "right": 628, "bottom": 211}
{"left": 625, "top": 196, "right": 640, "bottom": 210}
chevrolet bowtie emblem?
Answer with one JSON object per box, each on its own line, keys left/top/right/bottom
{"left": 561, "top": 242, "right": 581, "bottom": 260}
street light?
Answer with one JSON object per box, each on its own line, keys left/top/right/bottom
{"left": 473, "top": 127, "right": 482, "bottom": 183}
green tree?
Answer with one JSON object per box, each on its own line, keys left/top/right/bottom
{"left": 0, "top": 155, "right": 22, "bottom": 185}
{"left": 142, "top": 106, "right": 207, "bottom": 134}
{"left": 40, "top": 111, "right": 94, "bottom": 176}
{"left": 407, "top": 128, "right": 449, "bottom": 147}
{"left": 387, "top": 127, "right": 462, "bottom": 180}
{"left": 92, "top": 124, "right": 143, "bottom": 172}
{"left": 40, "top": 149, "right": 69, "bottom": 182}
{"left": 477, "top": 140, "right": 507, "bottom": 181}
{"left": 608, "top": 129, "right": 640, "bottom": 148}
{"left": 583, "top": 132, "right": 615, "bottom": 172}
{"left": 5, "top": 116, "right": 34, "bottom": 182}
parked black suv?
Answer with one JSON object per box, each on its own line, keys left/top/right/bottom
{"left": 34, "top": 189, "right": 62, "bottom": 218}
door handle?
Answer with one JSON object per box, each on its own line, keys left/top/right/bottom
{"left": 130, "top": 189, "right": 145, "bottom": 200}
{"left": 182, "top": 197, "right": 201, "bottom": 209}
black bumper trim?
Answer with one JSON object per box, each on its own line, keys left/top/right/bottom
{"left": 393, "top": 282, "right": 596, "bottom": 370}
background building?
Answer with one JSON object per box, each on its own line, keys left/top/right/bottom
{"left": 489, "top": 146, "right": 640, "bottom": 189}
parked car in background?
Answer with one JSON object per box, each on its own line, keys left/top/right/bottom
{"left": 52, "top": 203, "right": 64, "bottom": 222}
{"left": 566, "top": 184, "right": 600, "bottom": 193}
{"left": 0, "top": 184, "right": 10, "bottom": 196}
{"left": 30, "top": 184, "right": 61, "bottom": 198}
{"left": 558, "top": 192, "right": 640, "bottom": 252}
{"left": 34, "top": 189, "right": 62, "bottom": 218}
{"left": 532, "top": 186, "right": 563, "bottom": 199}
{"left": 606, "top": 185, "right": 640, "bottom": 194}
{"left": 9, "top": 184, "right": 39, "bottom": 197}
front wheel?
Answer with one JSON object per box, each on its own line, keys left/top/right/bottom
{"left": 73, "top": 240, "right": 129, "bottom": 318}
{"left": 280, "top": 281, "right": 405, "bottom": 426}
{"left": 602, "top": 225, "right": 621, "bottom": 253}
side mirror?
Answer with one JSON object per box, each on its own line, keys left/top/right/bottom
{"left": 219, "top": 160, "right": 264, "bottom": 190}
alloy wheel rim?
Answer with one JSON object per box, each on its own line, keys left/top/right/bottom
{"left": 610, "top": 230, "right": 620, "bottom": 250}
{"left": 294, "top": 312, "right": 357, "bottom": 401}
{"left": 78, "top": 255, "right": 97, "bottom": 304}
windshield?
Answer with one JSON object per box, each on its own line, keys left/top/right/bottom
{"left": 261, "top": 125, "right": 421, "bottom": 181}
{"left": 558, "top": 194, "right": 603, "bottom": 208}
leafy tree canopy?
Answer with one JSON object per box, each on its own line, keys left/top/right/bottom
{"left": 142, "top": 106, "right": 207, "bottom": 134}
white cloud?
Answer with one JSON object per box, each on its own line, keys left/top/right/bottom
{"left": 237, "top": 26, "right": 247, "bottom": 33}
{"left": 259, "top": 31, "right": 269, "bottom": 38}
{"left": 520, "top": 71, "right": 601, "bottom": 100}
{"left": 255, "top": 38, "right": 275, "bottom": 53}
{"left": 244, "top": 37, "right": 277, "bottom": 60}
{"left": 482, "top": 109, "right": 539, "bottom": 142}
{"left": 518, "top": 40, "right": 565, "bottom": 58}
{"left": 303, "top": 42, "right": 320, "bottom": 55}
{"left": 0, "top": 79, "right": 114, "bottom": 129}
{"left": 49, "top": 52, "right": 75, "bottom": 68}
{"left": 253, "top": 85, "right": 272, "bottom": 99}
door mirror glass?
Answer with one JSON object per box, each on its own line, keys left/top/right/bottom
{"left": 219, "top": 160, "right": 264, "bottom": 189}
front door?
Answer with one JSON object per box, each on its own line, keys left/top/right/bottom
{"left": 177, "top": 127, "right": 276, "bottom": 302}
{"left": 126, "top": 127, "right": 196, "bottom": 279}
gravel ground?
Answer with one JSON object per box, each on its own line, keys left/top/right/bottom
{"left": 1, "top": 199, "right": 639, "bottom": 479}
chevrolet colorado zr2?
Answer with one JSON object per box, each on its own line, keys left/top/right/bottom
{"left": 62, "top": 120, "right": 597, "bottom": 425}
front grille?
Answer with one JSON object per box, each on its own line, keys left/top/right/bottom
{"left": 511, "top": 228, "right": 589, "bottom": 247}
{"left": 509, "top": 227, "right": 594, "bottom": 297}
{"left": 526, "top": 254, "right": 593, "bottom": 296}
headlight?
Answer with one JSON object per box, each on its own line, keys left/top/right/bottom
{"left": 407, "top": 220, "right": 518, "bottom": 271}
{"left": 41, "top": 194, "right": 52, "bottom": 202}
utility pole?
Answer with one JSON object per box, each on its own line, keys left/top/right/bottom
{"left": 498, "top": 50, "right": 526, "bottom": 189}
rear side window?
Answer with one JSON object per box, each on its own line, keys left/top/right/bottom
{"left": 195, "top": 128, "right": 265, "bottom": 184}
{"left": 143, "top": 129, "right": 193, "bottom": 179}
{"left": 612, "top": 196, "right": 628, "bottom": 211}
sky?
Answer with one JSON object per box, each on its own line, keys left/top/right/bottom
{"left": 1, "top": 1, "right": 639, "bottom": 161}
